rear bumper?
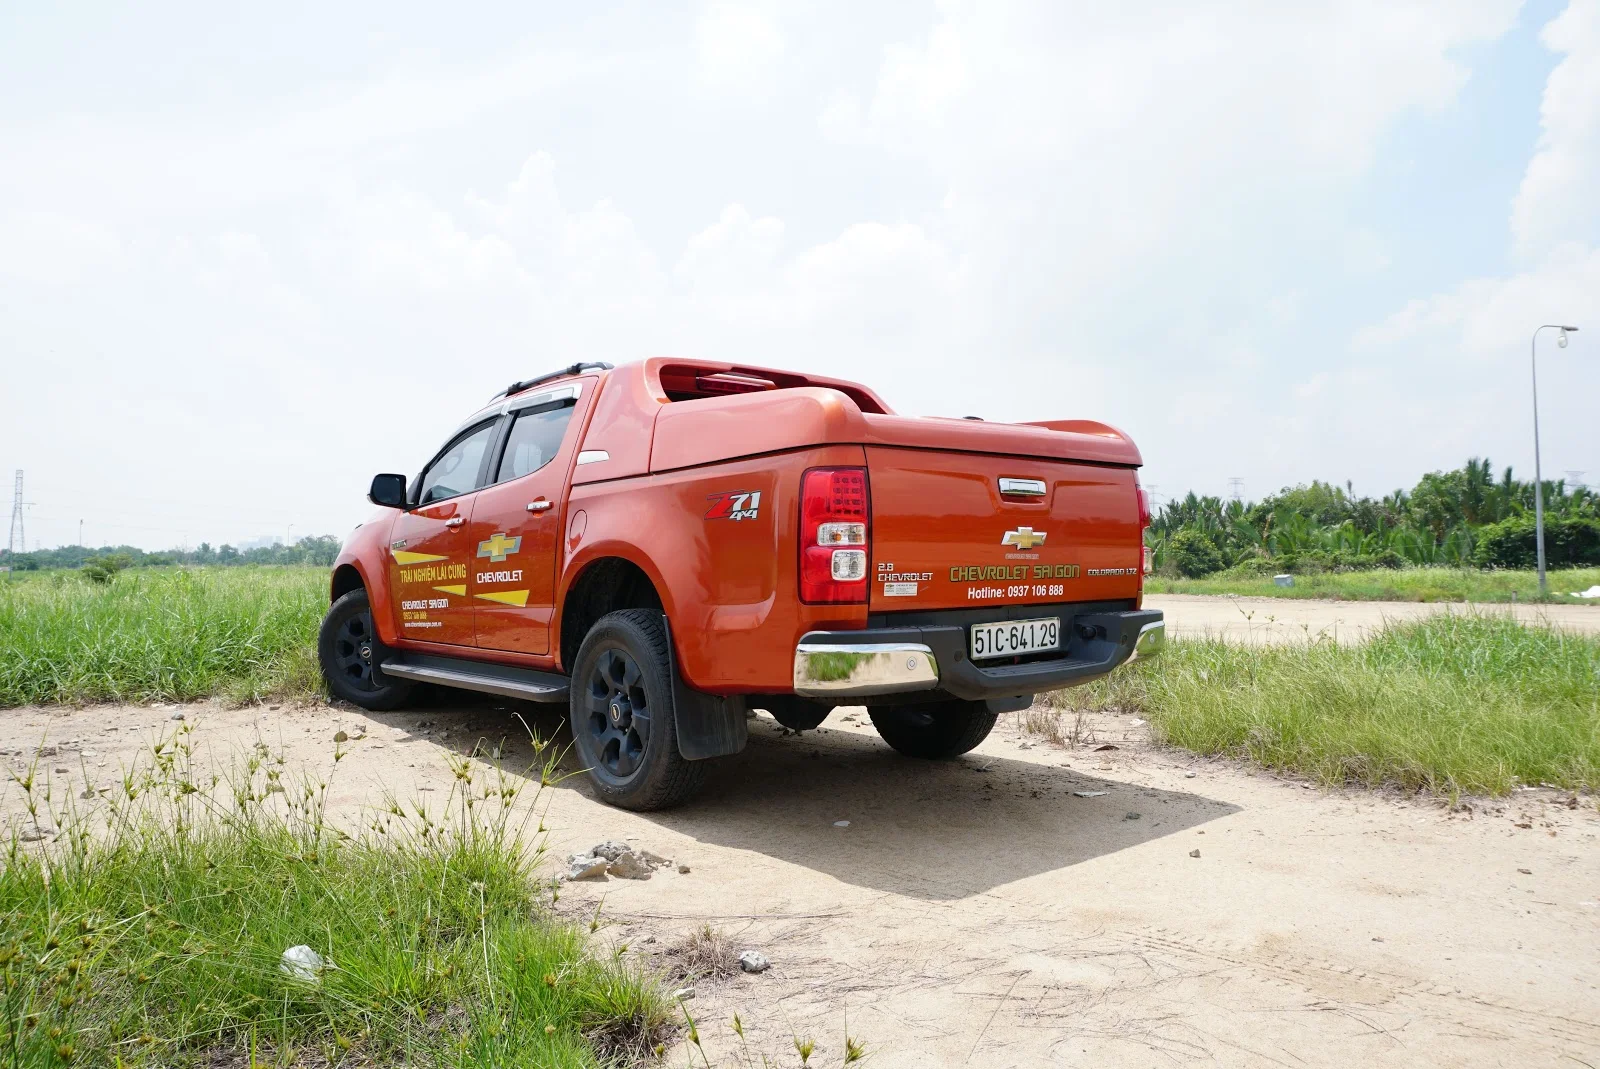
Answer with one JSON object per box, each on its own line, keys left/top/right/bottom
{"left": 793, "top": 607, "right": 1163, "bottom": 701}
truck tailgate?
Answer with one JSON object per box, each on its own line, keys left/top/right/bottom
{"left": 866, "top": 447, "right": 1143, "bottom": 612}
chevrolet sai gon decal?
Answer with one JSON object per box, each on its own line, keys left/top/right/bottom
{"left": 950, "top": 560, "right": 1081, "bottom": 601}
{"left": 705, "top": 490, "right": 761, "bottom": 522}
{"left": 950, "top": 564, "right": 1080, "bottom": 582}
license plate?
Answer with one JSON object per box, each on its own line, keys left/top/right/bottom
{"left": 970, "top": 617, "right": 1060, "bottom": 660}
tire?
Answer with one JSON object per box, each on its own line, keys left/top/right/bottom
{"left": 569, "top": 609, "right": 707, "bottom": 811}
{"left": 317, "top": 589, "right": 414, "bottom": 711}
{"left": 868, "top": 700, "right": 998, "bottom": 759}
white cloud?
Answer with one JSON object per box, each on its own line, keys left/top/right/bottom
{"left": 1339, "top": 0, "right": 1600, "bottom": 498}
{"left": 0, "top": 211, "right": 123, "bottom": 283}
{"left": 1, "top": 0, "right": 1582, "bottom": 546}
{"left": 867, "top": 23, "right": 971, "bottom": 128}
{"left": 695, "top": 1, "right": 784, "bottom": 89}
{"left": 1511, "top": 0, "right": 1600, "bottom": 258}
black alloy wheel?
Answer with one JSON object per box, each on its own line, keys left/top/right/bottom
{"left": 317, "top": 589, "right": 413, "bottom": 710}
{"left": 582, "top": 648, "right": 653, "bottom": 779}
{"left": 568, "top": 609, "right": 706, "bottom": 810}
{"left": 330, "top": 609, "right": 379, "bottom": 690}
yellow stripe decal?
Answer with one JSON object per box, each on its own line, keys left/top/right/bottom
{"left": 474, "top": 589, "right": 530, "bottom": 607}
{"left": 392, "top": 550, "right": 448, "bottom": 565}
{"left": 432, "top": 584, "right": 467, "bottom": 596}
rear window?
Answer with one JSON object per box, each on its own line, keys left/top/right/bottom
{"left": 655, "top": 363, "right": 887, "bottom": 413}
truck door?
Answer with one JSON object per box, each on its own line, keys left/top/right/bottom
{"left": 387, "top": 417, "right": 503, "bottom": 648}
{"left": 468, "top": 384, "right": 589, "bottom": 656}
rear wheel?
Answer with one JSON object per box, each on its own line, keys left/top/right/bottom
{"left": 317, "top": 589, "right": 413, "bottom": 710}
{"left": 868, "top": 700, "right": 998, "bottom": 759}
{"left": 570, "top": 609, "right": 706, "bottom": 811}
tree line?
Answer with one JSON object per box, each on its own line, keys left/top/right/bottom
{"left": 1, "top": 535, "right": 342, "bottom": 577}
{"left": 1149, "top": 458, "right": 1600, "bottom": 578}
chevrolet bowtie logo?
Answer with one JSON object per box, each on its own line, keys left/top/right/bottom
{"left": 1001, "top": 527, "right": 1048, "bottom": 550}
{"left": 476, "top": 532, "right": 522, "bottom": 563}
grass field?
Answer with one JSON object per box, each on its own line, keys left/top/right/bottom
{"left": 1051, "top": 614, "right": 1600, "bottom": 795}
{"left": 0, "top": 727, "right": 670, "bottom": 1067}
{"left": 0, "top": 567, "right": 326, "bottom": 707}
{"left": 1145, "top": 565, "right": 1600, "bottom": 603}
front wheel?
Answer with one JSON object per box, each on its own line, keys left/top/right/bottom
{"left": 868, "top": 700, "right": 998, "bottom": 759}
{"left": 317, "top": 589, "right": 413, "bottom": 710}
{"left": 570, "top": 609, "right": 706, "bottom": 811}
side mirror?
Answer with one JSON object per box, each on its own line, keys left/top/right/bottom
{"left": 368, "top": 473, "right": 409, "bottom": 509}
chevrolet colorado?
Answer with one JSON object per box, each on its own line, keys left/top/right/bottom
{"left": 320, "top": 358, "right": 1162, "bottom": 809}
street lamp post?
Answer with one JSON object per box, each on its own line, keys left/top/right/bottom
{"left": 1531, "top": 324, "right": 1580, "bottom": 596}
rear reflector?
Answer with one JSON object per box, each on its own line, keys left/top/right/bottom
{"left": 800, "top": 467, "right": 870, "bottom": 603}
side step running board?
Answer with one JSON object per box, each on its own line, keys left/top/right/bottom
{"left": 380, "top": 652, "right": 570, "bottom": 704}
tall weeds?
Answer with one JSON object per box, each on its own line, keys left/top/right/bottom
{"left": 1059, "top": 614, "right": 1600, "bottom": 795}
{"left": 0, "top": 567, "right": 325, "bottom": 707}
{"left": 0, "top": 724, "right": 670, "bottom": 1067}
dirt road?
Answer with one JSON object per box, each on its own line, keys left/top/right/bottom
{"left": 5, "top": 696, "right": 1596, "bottom": 1068}
{"left": 1147, "top": 593, "right": 1600, "bottom": 644}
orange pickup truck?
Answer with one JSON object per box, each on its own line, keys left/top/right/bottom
{"left": 320, "top": 358, "right": 1162, "bottom": 809}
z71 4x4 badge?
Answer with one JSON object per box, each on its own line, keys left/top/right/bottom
{"left": 705, "top": 490, "right": 762, "bottom": 522}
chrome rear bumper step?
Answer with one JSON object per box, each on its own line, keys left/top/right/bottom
{"left": 380, "top": 653, "right": 569, "bottom": 703}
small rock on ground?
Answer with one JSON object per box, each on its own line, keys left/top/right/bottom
{"left": 590, "top": 840, "right": 631, "bottom": 861}
{"left": 606, "top": 851, "right": 653, "bottom": 880}
{"left": 739, "top": 950, "right": 770, "bottom": 973}
{"left": 567, "top": 855, "right": 609, "bottom": 881}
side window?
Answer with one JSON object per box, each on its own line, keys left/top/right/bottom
{"left": 417, "top": 421, "right": 499, "bottom": 504}
{"left": 495, "top": 404, "right": 576, "bottom": 483}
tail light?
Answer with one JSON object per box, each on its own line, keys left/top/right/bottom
{"left": 799, "top": 467, "right": 869, "bottom": 603}
{"left": 1135, "top": 477, "right": 1152, "bottom": 576}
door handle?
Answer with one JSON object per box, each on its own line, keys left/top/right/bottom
{"left": 527, "top": 500, "right": 553, "bottom": 512}
{"left": 445, "top": 516, "right": 465, "bottom": 528}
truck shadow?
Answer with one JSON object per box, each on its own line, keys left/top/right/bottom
{"left": 388, "top": 697, "right": 1239, "bottom": 902}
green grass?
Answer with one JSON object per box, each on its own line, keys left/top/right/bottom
{"left": 1053, "top": 614, "right": 1600, "bottom": 795}
{"left": 0, "top": 567, "right": 327, "bottom": 708}
{"left": 1145, "top": 565, "right": 1600, "bottom": 603}
{"left": 0, "top": 727, "right": 671, "bottom": 1067}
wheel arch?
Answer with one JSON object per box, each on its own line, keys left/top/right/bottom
{"left": 557, "top": 552, "right": 669, "bottom": 673}
{"left": 331, "top": 563, "right": 365, "bottom": 602}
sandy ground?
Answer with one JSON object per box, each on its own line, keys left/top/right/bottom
{"left": 1146, "top": 593, "right": 1600, "bottom": 644}
{"left": 4, "top": 689, "right": 1596, "bottom": 1069}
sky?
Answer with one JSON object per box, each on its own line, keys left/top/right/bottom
{"left": 2, "top": 0, "right": 1597, "bottom": 551}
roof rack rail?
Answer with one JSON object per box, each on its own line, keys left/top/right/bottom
{"left": 491, "top": 362, "right": 614, "bottom": 402}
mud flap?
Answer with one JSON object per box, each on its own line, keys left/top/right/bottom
{"left": 663, "top": 619, "right": 748, "bottom": 760}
